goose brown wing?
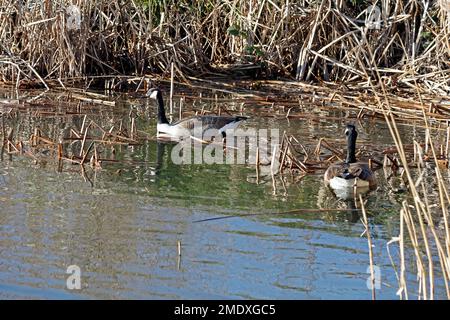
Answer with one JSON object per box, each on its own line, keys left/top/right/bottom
{"left": 349, "top": 163, "right": 374, "bottom": 181}
{"left": 171, "top": 116, "right": 246, "bottom": 130}
{"left": 324, "top": 163, "right": 348, "bottom": 182}
{"left": 170, "top": 116, "right": 198, "bottom": 130}
{"left": 202, "top": 116, "right": 246, "bottom": 130}
{"left": 324, "top": 162, "right": 371, "bottom": 180}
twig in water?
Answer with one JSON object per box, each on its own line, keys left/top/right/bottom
{"left": 360, "top": 194, "right": 376, "bottom": 300}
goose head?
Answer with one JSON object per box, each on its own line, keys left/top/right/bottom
{"left": 146, "top": 88, "right": 161, "bottom": 100}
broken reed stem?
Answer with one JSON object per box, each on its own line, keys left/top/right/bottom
{"left": 271, "top": 144, "right": 277, "bottom": 194}
{"left": 179, "top": 97, "right": 183, "bottom": 120}
{"left": 57, "top": 142, "right": 63, "bottom": 160}
{"left": 80, "top": 115, "right": 87, "bottom": 135}
{"left": 131, "top": 117, "right": 136, "bottom": 140}
{"left": 170, "top": 62, "right": 174, "bottom": 119}
{"left": 80, "top": 141, "right": 95, "bottom": 165}
{"left": 399, "top": 205, "right": 409, "bottom": 300}
{"left": 446, "top": 126, "right": 450, "bottom": 160}
{"left": 360, "top": 194, "right": 376, "bottom": 300}
{"left": 79, "top": 121, "right": 92, "bottom": 157}
{"left": 401, "top": 201, "right": 428, "bottom": 299}
{"left": 255, "top": 146, "right": 260, "bottom": 184}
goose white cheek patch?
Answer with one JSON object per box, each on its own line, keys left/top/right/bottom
{"left": 150, "top": 90, "right": 158, "bottom": 99}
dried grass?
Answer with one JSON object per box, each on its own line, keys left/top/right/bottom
{"left": 0, "top": 0, "right": 448, "bottom": 95}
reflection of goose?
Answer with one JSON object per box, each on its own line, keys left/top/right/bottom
{"left": 146, "top": 88, "right": 247, "bottom": 139}
{"left": 324, "top": 124, "right": 376, "bottom": 193}
{"left": 154, "top": 141, "right": 166, "bottom": 175}
{"left": 345, "top": 199, "right": 361, "bottom": 223}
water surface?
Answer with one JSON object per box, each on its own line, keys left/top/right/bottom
{"left": 0, "top": 88, "right": 446, "bottom": 299}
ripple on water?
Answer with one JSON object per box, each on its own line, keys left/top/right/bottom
{"left": 0, "top": 100, "right": 446, "bottom": 299}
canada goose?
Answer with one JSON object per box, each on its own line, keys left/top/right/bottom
{"left": 146, "top": 88, "right": 247, "bottom": 139}
{"left": 324, "top": 124, "right": 376, "bottom": 191}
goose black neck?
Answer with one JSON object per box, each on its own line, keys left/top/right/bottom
{"left": 346, "top": 130, "right": 357, "bottom": 164}
{"left": 156, "top": 92, "right": 169, "bottom": 124}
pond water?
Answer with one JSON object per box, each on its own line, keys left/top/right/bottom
{"left": 0, "top": 88, "right": 446, "bottom": 299}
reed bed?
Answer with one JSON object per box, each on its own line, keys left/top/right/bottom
{"left": 270, "top": 84, "right": 450, "bottom": 298}
{"left": 377, "top": 103, "right": 450, "bottom": 299}
{"left": 276, "top": 125, "right": 435, "bottom": 176}
{"left": 0, "top": 91, "right": 154, "bottom": 185}
{"left": 0, "top": 0, "right": 449, "bottom": 95}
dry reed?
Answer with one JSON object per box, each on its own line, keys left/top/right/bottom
{"left": 0, "top": 0, "right": 448, "bottom": 95}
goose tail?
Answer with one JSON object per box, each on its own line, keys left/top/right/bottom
{"left": 235, "top": 116, "right": 248, "bottom": 122}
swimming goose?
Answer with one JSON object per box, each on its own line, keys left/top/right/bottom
{"left": 324, "top": 124, "right": 376, "bottom": 190}
{"left": 146, "top": 88, "right": 247, "bottom": 139}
